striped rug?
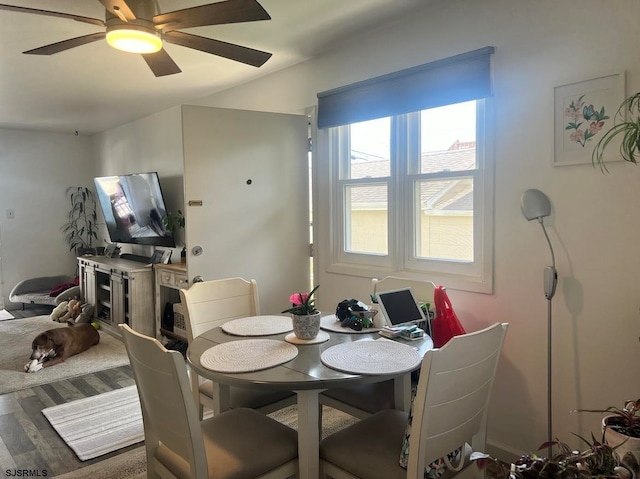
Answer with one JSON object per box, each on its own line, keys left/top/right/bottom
{"left": 43, "top": 385, "right": 143, "bottom": 461}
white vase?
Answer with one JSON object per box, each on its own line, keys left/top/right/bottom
{"left": 603, "top": 416, "right": 640, "bottom": 467}
{"left": 291, "top": 312, "right": 321, "bottom": 340}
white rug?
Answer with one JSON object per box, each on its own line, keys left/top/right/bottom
{"left": 0, "top": 315, "right": 130, "bottom": 394}
{"left": 43, "top": 386, "right": 143, "bottom": 461}
{"left": 0, "top": 309, "right": 14, "bottom": 320}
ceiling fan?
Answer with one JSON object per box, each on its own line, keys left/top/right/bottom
{"left": 0, "top": 0, "right": 273, "bottom": 76}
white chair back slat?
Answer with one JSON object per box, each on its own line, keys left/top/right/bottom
{"left": 180, "top": 277, "right": 260, "bottom": 342}
{"left": 408, "top": 322, "right": 508, "bottom": 476}
{"left": 120, "top": 324, "right": 209, "bottom": 478}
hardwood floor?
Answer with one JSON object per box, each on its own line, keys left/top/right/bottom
{"left": 0, "top": 308, "right": 138, "bottom": 476}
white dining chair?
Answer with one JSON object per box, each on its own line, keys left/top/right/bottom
{"left": 179, "top": 277, "right": 296, "bottom": 418}
{"left": 319, "top": 276, "right": 437, "bottom": 419}
{"left": 119, "top": 324, "right": 299, "bottom": 479}
{"left": 319, "top": 322, "right": 508, "bottom": 479}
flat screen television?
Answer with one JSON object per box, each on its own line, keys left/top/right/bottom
{"left": 94, "top": 172, "right": 176, "bottom": 247}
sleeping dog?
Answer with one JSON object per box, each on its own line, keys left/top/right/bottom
{"left": 25, "top": 322, "right": 100, "bottom": 373}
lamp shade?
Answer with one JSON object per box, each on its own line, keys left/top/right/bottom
{"left": 106, "top": 27, "right": 162, "bottom": 54}
{"left": 521, "top": 189, "right": 551, "bottom": 221}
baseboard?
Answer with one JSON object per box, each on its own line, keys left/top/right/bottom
{"left": 486, "top": 439, "right": 524, "bottom": 463}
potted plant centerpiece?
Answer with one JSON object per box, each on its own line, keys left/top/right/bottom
{"left": 580, "top": 398, "right": 640, "bottom": 466}
{"left": 61, "top": 186, "right": 98, "bottom": 256}
{"left": 283, "top": 285, "right": 320, "bottom": 340}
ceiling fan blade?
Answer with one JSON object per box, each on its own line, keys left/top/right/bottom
{"left": 155, "top": 0, "right": 270, "bottom": 32}
{"left": 164, "top": 31, "right": 271, "bottom": 67}
{"left": 142, "top": 49, "right": 182, "bottom": 77}
{"left": 0, "top": 4, "right": 104, "bottom": 26}
{"left": 98, "top": 0, "right": 136, "bottom": 22}
{"left": 24, "top": 33, "right": 106, "bottom": 55}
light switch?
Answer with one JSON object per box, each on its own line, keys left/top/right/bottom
{"left": 6, "top": 209, "right": 14, "bottom": 219}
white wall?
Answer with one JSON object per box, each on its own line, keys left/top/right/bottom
{"left": 192, "top": 0, "right": 640, "bottom": 459}
{"left": 0, "top": 128, "right": 94, "bottom": 308}
{"left": 92, "top": 106, "right": 185, "bottom": 260}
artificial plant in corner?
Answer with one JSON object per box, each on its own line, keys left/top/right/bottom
{"left": 61, "top": 186, "right": 98, "bottom": 255}
{"left": 592, "top": 92, "right": 640, "bottom": 172}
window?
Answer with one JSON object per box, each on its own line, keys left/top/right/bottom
{"left": 317, "top": 48, "right": 494, "bottom": 292}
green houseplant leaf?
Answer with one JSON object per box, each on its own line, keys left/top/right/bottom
{"left": 592, "top": 92, "right": 640, "bottom": 173}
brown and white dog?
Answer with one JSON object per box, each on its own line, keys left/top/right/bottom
{"left": 25, "top": 322, "right": 100, "bottom": 373}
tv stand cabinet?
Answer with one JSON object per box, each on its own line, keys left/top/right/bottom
{"left": 78, "top": 256, "right": 154, "bottom": 337}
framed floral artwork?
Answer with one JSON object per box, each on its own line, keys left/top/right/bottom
{"left": 553, "top": 72, "right": 625, "bottom": 166}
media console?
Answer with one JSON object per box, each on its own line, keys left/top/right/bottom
{"left": 78, "top": 256, "right": 154, "bottom": 337}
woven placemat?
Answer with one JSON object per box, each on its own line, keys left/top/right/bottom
{"left": 320, "top": 314, "right": 381, "bottom": 334}
{"left": 221, "top": 315, "right": 293, "bottom": 336}
{"left": 284, "top": 330, "right": 330, "bottom": 345}
{"left": 321, "top": 339, "right": 421, "bottom": 375}
{"left": 200, "top": 339, "right": 298, "bottom": 373}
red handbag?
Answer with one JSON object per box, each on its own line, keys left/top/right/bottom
{"left": 432, "top": 286, "right": 466, "bottom": 348}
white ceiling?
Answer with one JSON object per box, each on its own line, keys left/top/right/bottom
{"left": 0, "top": 0, "right": 437, "bottom": 135}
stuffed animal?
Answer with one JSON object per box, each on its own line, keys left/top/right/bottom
{"left": 50, "top": 301, "right": 69, "bottom": 322}
{"left": 59, "top": 299, "right": 83, "bottom": 322}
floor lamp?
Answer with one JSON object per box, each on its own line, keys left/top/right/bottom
{"left": 521, "top": 189, "right": 558, "bottom": 456}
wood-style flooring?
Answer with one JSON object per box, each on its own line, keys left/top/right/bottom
{"left": 0, "top": 307, "right": 137, "bottom": 476}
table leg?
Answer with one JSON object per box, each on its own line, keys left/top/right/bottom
{"left": 295, "top": 389, "right": 321, "bottom": 479}
{"left": 212, "top": 382, "right": 231, "bottom": 415}
{"left": 394, "top": 373, "right": 412, "bottom": 412}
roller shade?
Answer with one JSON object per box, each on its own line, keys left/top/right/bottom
{"left": 317, "top": 46, "right": 494, "bottom": 129}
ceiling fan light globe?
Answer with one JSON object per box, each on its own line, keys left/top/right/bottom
{"left": 106, "top": 28, "right": 162, "bottom": 54}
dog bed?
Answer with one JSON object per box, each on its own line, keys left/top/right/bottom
{"left": 9, "top": 275, "right": 80, "bottom": 308}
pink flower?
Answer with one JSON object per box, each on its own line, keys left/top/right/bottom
{"left": 589, "top": 121, "right": 604, "bottom": 135}
{"left": 570, "top": 129, "right": 585, "bottom": 142}
{"left": 283, "top": 285, "right": 320, "bottom": 315}
{"left": 289, "top": 292, "right": 308, "bottom": 306}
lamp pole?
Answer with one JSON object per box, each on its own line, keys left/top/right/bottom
{"left": 521, "top": 189, "right": 557, "bottom": 458}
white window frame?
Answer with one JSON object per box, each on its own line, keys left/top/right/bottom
{"left": 325, "top": 100, "right": 494, "bottom": 294}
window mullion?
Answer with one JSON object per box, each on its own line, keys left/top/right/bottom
{"left": 390, "top": 115, "right": 407, "bottom": 271}
{"left": 404, "top": 114, "right": 421, "bottom": 268}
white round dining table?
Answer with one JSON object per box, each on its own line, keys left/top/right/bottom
{"left": 187, "top": 321, "right": 433, "bottom": 479}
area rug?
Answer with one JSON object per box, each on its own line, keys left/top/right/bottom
{"left": 43, "top": 385, "right": 143, "bottom": 461}
{"left": 0, "top": 309, "right": 14, "bottom": 320}
{"left": 49, "top": 388, "right": 358, "bottom": 475}
{"left": 0, "top": 315, "right": 130, "bottom": 394}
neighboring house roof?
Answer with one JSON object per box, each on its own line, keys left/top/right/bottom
{"left": 349, "top": 141, "right": 475, "bottom": 212}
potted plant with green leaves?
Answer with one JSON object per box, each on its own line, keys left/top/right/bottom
{"left": 474, "top": 434, "right": 638, "bottom": 478}
{"left": 579, "top": 398, "right": 640, "bottom": 467}
{"left": 282, "top": 285, "right": 320, "bottom": 340}
{"left": 162, "top": 210, "right": 186, "bottom": 263}
{"left": 61, "top": 186, "right": 98, "bottom": 256}
{"left": 592, "top": 92, "right": 640, "bottom": 172}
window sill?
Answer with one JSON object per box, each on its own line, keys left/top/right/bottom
{"left": 326, "top": 262, "right": 493, "bottom": 294}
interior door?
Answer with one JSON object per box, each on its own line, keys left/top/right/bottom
{"left": 182, "top": 106, "right": 309, "bottom": 315}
